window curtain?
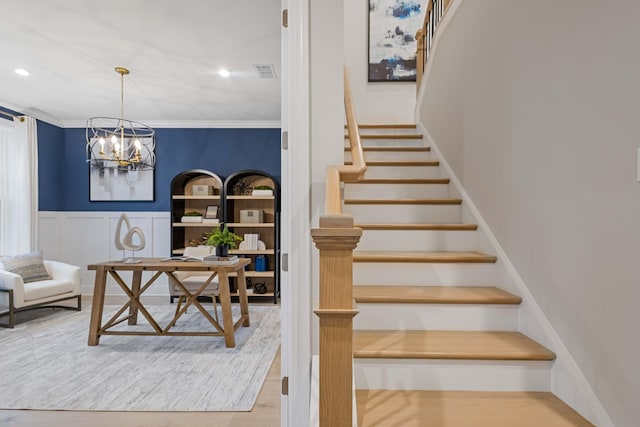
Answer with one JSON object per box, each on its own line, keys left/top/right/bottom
{"left": 3, "top": 116, "right": 38, "bottom": 254}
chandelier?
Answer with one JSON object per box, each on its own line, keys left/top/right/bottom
{"left": 86, "top": 67, "right": 155, "bottom": 171}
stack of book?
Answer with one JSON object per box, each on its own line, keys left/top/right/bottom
{"left": 202, "top": 255, "right": 239, "bottom": 265}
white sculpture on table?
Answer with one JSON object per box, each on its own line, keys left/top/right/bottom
{"left": 115, "top": 213, "right": 146, "bottom": 263}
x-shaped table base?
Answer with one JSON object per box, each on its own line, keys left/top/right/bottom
{"left": 87, "top": 258, "right": 251, "bottom": 348}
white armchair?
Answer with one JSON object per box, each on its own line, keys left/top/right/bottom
{"left": 168, "top": 246, "right": 220, "bottom": 320}
{"left": 0, "top": 259, "right": 82, "bottom": 328}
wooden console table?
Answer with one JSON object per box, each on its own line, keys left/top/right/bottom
{"left": 87, "top": 258, "right": 251, "bottom": 348}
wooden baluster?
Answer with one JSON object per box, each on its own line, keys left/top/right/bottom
{"left": 416, "top": 27, "right": 425, "bottom": 89}
{"left": 311, "top": 214, "right": 362, "bottom": 427}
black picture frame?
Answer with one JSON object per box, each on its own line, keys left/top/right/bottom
{"left": 205, "top": 205, "right": 219, "bottom": 219}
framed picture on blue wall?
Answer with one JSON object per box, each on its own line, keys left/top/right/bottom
{"left": 368, "top": 0, "right": 426, "bottom": 82}
{"left": 89, "top": 164, "right": 154, "bottom": 201}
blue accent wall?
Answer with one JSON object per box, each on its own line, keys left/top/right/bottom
{"left": 38, "top": 121, "right": 66, "bottom": 211}
{"left": 37, "top": 123, "right": 281, "bottom": 211}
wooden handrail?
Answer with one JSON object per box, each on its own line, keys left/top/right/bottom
{"left": 342, "top": 67, "right": 366, "bottom": 183}
{"left": 311, "top": 67, "right": 365, "bottom": 426}
{"left": 325, "top": 67, "right": 367, "bottom": 215}
{"left": 416, "top": 0, "right": 453, "bottom": 90}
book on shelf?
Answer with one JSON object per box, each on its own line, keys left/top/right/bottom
{"left": 202, "top": 255, "right": 239, "bottom": 265}
{"left": 180, "top": 216, "right": 203, "bottom": 223}
{"left": 202, "top": 218, "right": 220, "bottom": 225}
{"left": 161, "top": 255, "right": 204, "bottom": 262}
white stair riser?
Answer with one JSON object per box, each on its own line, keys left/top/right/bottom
{"left": 354, "top": 263, "right": 497, "bottom": 285}
{"left": 358, "top": 229, "right": 477, "bottom": 251}
{"left": 347, "top": 138, "right": 424, "bottom": 147}
{"left": 354, "top": 304, "right": 519, "bottom": 331}
{"left": 364, "top": 165, "right": 442, "bottom": 179}
{"left": 344, "top": 204, "right": 461, "bottom": 224}
{"left": 344, "top": 183, "right": 449, "bottom": 199}
{"left": 354, "top": 359, "right": 552, "bottom": 391}
{"left": 345, "top": 151, "right": 434, "bottom": 162}
{"left": 349, "top": 128, "right": 419, "bottom": 136}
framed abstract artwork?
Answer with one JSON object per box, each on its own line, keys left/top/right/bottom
{"left": 368, "top": 0, "right": 427, "bottom": 82}
{"left": 89, "top": 163, "right": 155, "bottom": 201}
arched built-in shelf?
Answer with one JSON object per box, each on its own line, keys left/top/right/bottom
{"left": 170, "top": 169, "right": 224, "bottom": 256}
{"left": 224, "top": 170, "right": 280, "bottom": 303}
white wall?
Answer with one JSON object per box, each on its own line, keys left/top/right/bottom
{"left": 310, "top": 0, "right": 346, "bottom": 355}
{"left": 418, "top": 1, "right": 640, "bottom": 426}
{"left": 39, "top": 211, "right": 171, "bottom": 297}
{"left": 344, "top": 0, "right": 418, "bottom": 123}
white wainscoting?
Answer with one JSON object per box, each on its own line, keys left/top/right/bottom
{"left": 39, "top": 211, "right": 171, "bottom": 297}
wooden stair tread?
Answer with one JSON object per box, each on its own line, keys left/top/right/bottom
{"left": 353, "top": 251, "right": 497, "bottom": 263}
{"left": 345, "top": 160, "right": 439, "bottom": 166}
{"left": 345, "top": 123, "right": 417, "bottom": 129}
{"left": 356, "top": 390, "right": 594, "bottom": 427}
{"left": 345, "top": 198, "right": 462, "bottom": 205}
{"left": 354, "top": 286, "right": 522, "bottom": 305}
{"left": 353, "top": 330, "right": 555, "bottom": 361}
{"left": 344, "top": 146, "right": 430, "bottom": 152}
{"left": 355, "top": 223, "right": 478, "bottom": 230}
{"left": 346, "top": 134, "right": 423, "bottom": 140}
{"left": 351, "top": 178, "right": 449, "bottom": 184}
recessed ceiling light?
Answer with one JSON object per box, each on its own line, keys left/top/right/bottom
{"left": 218, "top": 69, "right": 230, "bottom": 78}
{"left": 14, "top": 68, "right": 30, "bottom": 76}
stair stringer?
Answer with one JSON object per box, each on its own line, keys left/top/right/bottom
{"left": 416, "top": 122, "right": 614, "bottom": 427}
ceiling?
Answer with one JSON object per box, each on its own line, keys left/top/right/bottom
{"left": 0, "top": 0, "right": 282, "bottom": 127}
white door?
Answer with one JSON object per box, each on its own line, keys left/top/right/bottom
{"left": 281, "top": 0, "right": 313, "bottom": 426}
{"left": 280, "top": 0, "right": 290, "bottom": 424}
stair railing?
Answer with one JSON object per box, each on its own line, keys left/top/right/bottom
{"left": 310, "top": 66, "right": 365, "bottom": 427}
{"left": 416, "top": 0, "right": 452, "bottom": 89}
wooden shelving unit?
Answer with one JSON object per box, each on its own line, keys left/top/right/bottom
{"left": 170, "top": 169, "right": 224, "bottom": 256}
{"left": 224, "top": 170, "right": 280, "bottom": 303}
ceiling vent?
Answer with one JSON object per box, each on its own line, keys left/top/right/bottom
{"left": 253, "top": 64, "right": 277, "bottom": 79}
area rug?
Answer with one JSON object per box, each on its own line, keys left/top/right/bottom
{"left": 0, "top": 304, "right": 280, "bottom": 411}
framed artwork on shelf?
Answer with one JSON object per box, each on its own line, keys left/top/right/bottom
{"left": 368, "top": 0, "right": 427, "bottom": 82}
{"left": 205, "top": 205, "right": 219, "bottom": 219}
{"left": 89, "top": 165, "right": 154, "bottom": 201}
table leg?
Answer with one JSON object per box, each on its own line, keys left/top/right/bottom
{"left": 128, "top": 270, "right": 142, "bottom": 325}
{"left": 218, "top": 270, "right": 235, "bottom": 348}
{"left": 236, "top": 268, "right": 251, "bottom": 327}
{"left": 88, "top": 266, "right": 107, "bottom": 345}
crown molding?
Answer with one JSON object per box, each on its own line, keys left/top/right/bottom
{"left": 62, "top": 119, "right": 281, "bottom": 129}
{"left": 0, "top": 100, "right": 65, "bottom": 127}
{"left": 2, "top": 100, "right": 281, "bottom": 129}
{"left": 0, "top": 99, "right": 23, "bottom": 115}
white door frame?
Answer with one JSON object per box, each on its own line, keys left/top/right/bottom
{"left": 281, "top": 0, "right": 312, "bottom": 426}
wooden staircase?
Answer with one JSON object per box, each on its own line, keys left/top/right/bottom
{"left": 346, "top": 124, "right": 594, "bottom": 426}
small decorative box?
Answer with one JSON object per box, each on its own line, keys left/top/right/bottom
{"left": 239, "top": 209, "right": 263, "bottom": 224}
{"left": 192, "top": 185, "right": 213, "bottom": 196}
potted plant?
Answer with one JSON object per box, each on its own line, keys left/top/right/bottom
{"left": 205, "top": 223, "right": 242, "bottom": 257}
